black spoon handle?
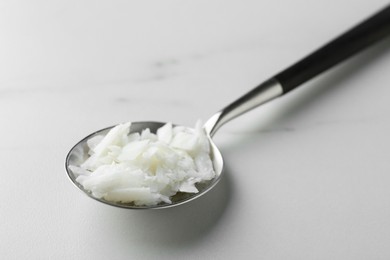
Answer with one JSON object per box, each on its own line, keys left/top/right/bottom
{"left": 205, "top": 5, "right": 390, "bottom": 136}
{"left": 274, "top": 5, "right": 390, "bottom": 93}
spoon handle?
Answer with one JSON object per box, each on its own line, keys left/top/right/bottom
{"left": 205, "top": 5, "right": 390, "bottom": 136}
{"left": 275, "top": 5, "right": 390, "bottom": 93}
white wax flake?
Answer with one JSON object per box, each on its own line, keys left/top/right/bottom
{"left": 71, "top": 121, "right": 216, "bottom": 206}
{"left": 157, "top": 122, "right": 173, "bottom": 143}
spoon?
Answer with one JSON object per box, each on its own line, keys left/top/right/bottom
{"left": 66, "top": 5, "right": 390, "bottom": 209}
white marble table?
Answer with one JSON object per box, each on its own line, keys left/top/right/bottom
{"left": 1, "top": 1, "right": 390, "bottom": 259}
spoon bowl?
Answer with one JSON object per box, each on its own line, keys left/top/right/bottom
{"left": 65, "top": 121, "right": 224, "bottom": 209}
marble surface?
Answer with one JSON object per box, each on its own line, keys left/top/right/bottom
{"left": 1, "top": 1, "right": 390, "bottom": 259}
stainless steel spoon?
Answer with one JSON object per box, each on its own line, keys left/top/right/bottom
{"left": 66, "top": 5, "right": 390, "bottom": 209}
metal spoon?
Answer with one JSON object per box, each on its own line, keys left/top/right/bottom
{"left": 66, "top": 5, "right": 390, "bottom": 209}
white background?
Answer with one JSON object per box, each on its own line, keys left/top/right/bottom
{"left": 1, "top": 1, "right": 390, "bottom": 259}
